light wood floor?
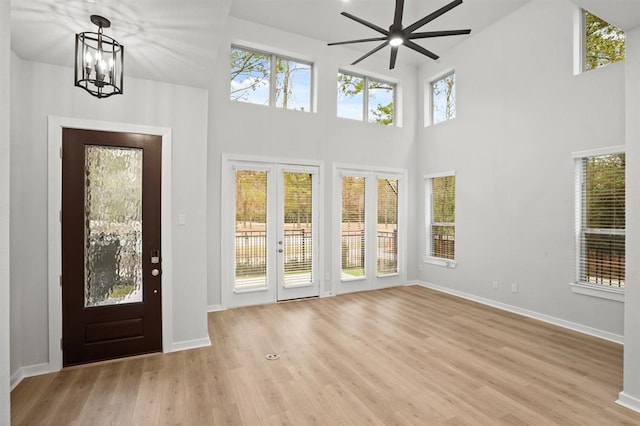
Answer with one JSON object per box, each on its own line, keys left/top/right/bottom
{"left": 11, "top": 285, "right": 640, "bottom": 425}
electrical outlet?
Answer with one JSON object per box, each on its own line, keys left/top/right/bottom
{"left": 511, "top": 283, "right": 518, "bottom": 293}
{"left": 492, "top": 281, "right": 498, "bottom": 289}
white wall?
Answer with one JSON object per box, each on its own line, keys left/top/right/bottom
{"left": 206, "top": 17, "right": 420, "bottom": 307}
{"left": 621, "top": 27, "right": 640, "bottom": 411}
{"left": 417, "top": 0, "right": 626, "bottom": 337}
{"left": 9, "top": 56, "right": 209, "bottom": 376}
{"left": 1, "top": 0, "right": 11, "bottom": 421}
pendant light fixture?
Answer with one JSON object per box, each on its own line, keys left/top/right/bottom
{"left": 75, "top": 15, "right": 124, "bottom": 98}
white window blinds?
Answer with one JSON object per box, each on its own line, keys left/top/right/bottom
{"left": 428, "top": 174, "right": 455, "bottom": 260}
{"left": 341, "top": 175, "right": 366, "bottom": 279}
{"left": 282, "top": 172, "right": 313, "bottom": 287}
{"left": 576, "top": 152, "right": 625, "bottom": 287}
{"left": 377, "top": 178, "right": 398, "bottom": 275}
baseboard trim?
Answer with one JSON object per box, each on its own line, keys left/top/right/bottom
{"left": 412, "top": 281, "right": 623, "bottom": 344}
{"left": 207, "top": 304, "right": 226, "bottom": 312}
{"left": 171, "top": 337, "right": 212, "bottom": 352}
{"left": 617, "top": 392, "right": 640, "bottom": 413}
{"left": 10, "top": 363, "right": 52, "bottom": 391}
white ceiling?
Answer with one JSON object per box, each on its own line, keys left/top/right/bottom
{"left": 10, "top": 0, "right": 232, "bottom": 88}
{"left": 9, "top": 0, "right": 640, "bottom": 89}
{"left": 230, "top": 0, "right": 529, "bottom": 65}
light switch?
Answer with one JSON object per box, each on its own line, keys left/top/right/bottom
{"left": 178, "top": 214, "right": 187, "bottom": 225}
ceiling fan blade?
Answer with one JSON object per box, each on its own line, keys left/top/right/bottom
{"left": 351, "top": 42, "right": 388, "bottom": 65}
{"left": 404, "top": 0, "right": 463, "bottom": 34}
{"left": 328, "top": 36, "right": 389, "bottom": 46}
{"left": 393, "top": 0, "right": 405, "bottom": 28}
{"left": 408, "top": 29, "right": 471, "bottom": 39}
{"left": 341, "top": 12, "right": 389, "bottom": 35}
{"left": 389, "top": 46, "right": 399, "bottom": 69}
{"left": 405, "top": 40, "right": 439, "bottom": 60}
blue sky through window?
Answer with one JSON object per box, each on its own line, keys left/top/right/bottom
{"left": 432, "top": 73, "right": 456, "bottom": 125}
{"left": 231, "top": 47, "right": 312, "bottom": 111}
{"left": 337, "top": 74, "right": 364, "bottom": 121}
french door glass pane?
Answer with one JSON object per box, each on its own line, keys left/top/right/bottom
{"left": 283, "top": 172, "right": 313, "bottom": 287}
{"left": 235, "top": 170, "right": 268, "bottom": 290}
{"left": 84, "top": 146, "right": 143, "bottom": 307}
{"left": 377, "top": 178, "right": 398, "bottom": 275}
{"left": 342, "top": 176, "right": 366, "bottom": 279}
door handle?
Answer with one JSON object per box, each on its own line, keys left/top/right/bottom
{"left": 151, "top": 268, "right": 160, "bottom": 276}
{"left": 278, "top": 249, "right": 283, "bottom": 253}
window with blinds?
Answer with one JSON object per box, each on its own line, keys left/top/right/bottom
{"left": 425, "top": 173, "right": 455, "bottom": 261}
{"left": 576, "top": 151, "right": 625, "bottom": 287}
{"left": 377, "top": 178, "right": 398, "bottom": 275}
{"left": 342, "top": 175, "right": 366, "bottom": 279}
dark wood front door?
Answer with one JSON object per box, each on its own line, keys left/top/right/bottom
{"left": 62, "top": 128, "right": 162, "bottom": 366}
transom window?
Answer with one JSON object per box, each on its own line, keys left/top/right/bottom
{"left": 230, "top": 46, "right": 312, "bottom": 111}
{"left": 337, "top": 71, "right": 395, "bottom": 126}
{"left": 574, "top": 148, "right": 625, "bottom": 289}
{"left": 424, "top": 172, "right": 456, "bottom": 267}
{"left": 582, "top": 10, "right": 625, "bottom": 72}
{"left": 430, "top": 72, "right": 456, "bottom": 125}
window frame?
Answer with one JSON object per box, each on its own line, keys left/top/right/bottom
{"left": 337, "top": 70, "right": 397, "bottom": 126}
{"left": 424, "top": 171, "right": 456, "bottom": 268}
{"left": 230, "top": 45, "right": 314, "bottom": 112}
{"left": 571, "top": 146, "right": 625, "bottom": 302}
{"left": 428, "top": 71, "right": 456, "bottom": 126}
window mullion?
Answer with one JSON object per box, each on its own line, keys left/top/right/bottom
{"left": 363, "top": 76, "right": 369, "bottom": 123}
{"left": 270, "top": 53, "right": 277, "bottom": 107}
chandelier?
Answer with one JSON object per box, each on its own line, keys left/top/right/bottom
{"left": 75, "top": 15, "right": 124, "bottom": 98}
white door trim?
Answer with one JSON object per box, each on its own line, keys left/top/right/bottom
{"left": 47, "top": 116, "right": 173, "bottom": 372}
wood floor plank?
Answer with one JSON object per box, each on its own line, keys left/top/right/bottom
{"left": 11, "top": 285, "right": 640, "bottom": 425}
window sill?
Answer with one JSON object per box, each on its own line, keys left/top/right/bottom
{"left": 423, "top": 256, "right": 457, "bottom": 269}
{"left": 376, "top": 272, "right": 400, "bottom": 279}
{"left": 569, "top": 282, "right": 624, "bottom": 302}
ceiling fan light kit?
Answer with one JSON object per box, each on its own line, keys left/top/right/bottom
{"left": 75, "top": 15, "right": 124, "bottom": 98}
{"left": 329, "top": 0, "right": 471, "bottom": 69}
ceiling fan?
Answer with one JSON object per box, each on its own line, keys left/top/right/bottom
{"left": 328, "top": 0, "right": 471, "bottom": 69}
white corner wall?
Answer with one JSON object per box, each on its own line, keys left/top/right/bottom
{"left": 10, "top": 56, "right": 210, "bottom": 380}
{"left": 1, "top": 0, "right": 11, "bottom": 422}
{"left": 417, "top": 0, "right": 626, "bottom": 337}
{"left": 206, "top": 17, "right": 420, "bottom": 308}
{"left": 620, "top": 27, "right": 640, "bottom": 412}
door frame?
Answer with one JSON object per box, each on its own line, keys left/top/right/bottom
{"left": 47, "top": 116, "right": 173, "bottom": 372}
{"left": 221, "top": 154, "right": 325, "bottom": 309}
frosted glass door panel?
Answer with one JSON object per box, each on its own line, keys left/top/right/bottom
{"left": 84, "top": 146, "right": 143, "bottom": 307}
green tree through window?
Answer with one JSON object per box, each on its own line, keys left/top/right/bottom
{"left": 337, "top": 72, "right": 395, "bottom": 126}
{"left": 431, "top": 73, "right": 455, "bottom": 125}
{"left": 230, "top": 46, "right": 311, "bottom": 111}
{"left": 584, "top": 11, "right": 625, "bottom": 71}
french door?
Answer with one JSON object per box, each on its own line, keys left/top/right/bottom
{"left": 62, "top": 128, "right": 162, "bottom": 366}
{"left": 224, "top": 159, "right": 320, "bottom": 308}
{"left": 335, "top": 167, "right": 406, "bottom": 294}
